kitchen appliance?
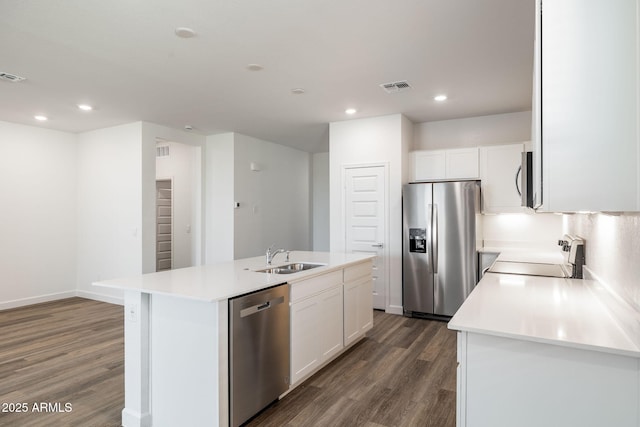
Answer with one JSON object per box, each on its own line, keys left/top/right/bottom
{"left": 402, "top": 181, "right": 480, "bottom": 318}
{"left": 229, "top": 283, "right": 290, "bottom": 427}
{"left": 487, "top": 235, "right": 585, "bottom": 279}
{"left": 517, "top": 151, "right": 534, "bottom": 208}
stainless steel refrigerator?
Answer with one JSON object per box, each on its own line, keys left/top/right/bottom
{"left": 402, "top": 181, "right": 480, "bottom": 318}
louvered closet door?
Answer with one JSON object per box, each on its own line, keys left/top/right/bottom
{"left": 156, "top": 180, "right": 172, "bottom": 271}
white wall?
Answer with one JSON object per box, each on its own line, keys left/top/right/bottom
{"left": 233, "top": 133, "right": 311, "bottom": 259}
{"left": 482, "top": 213, "right": 563, "bottom": 250}
{"left": 156, "top": 141, "right": 199, "bottom": 269}
{"left": 205, "top": 132, "right": 311, "bottom": 262}
{"left": 205, "top": 133, "right": 235, "bottom": 263}
{"left": 141, "top": 123, "right": 205, "bottom": 272}
{"left": 0, "top": 121, "right": 78, "bottom": 309}
{"left": 564, "top": 213, "right": 640, "bottom": 310}
{"left": 329, "top": 114, "right": 410, "bottom": 314}
{"left": 76, "top": 122, "right": 143, "bottom": 303}
{"left": 312, "top": 152, "right": 330, "bottom": 251}
{"left": 413, "top": 111, "right": 532, "bottom": 150}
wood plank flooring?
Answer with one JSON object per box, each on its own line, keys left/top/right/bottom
{"left": 0, "top": 297, "right": 123, "bottom": 427}
{"left": 248, "top": 310, "right": 457, "bottom": 427}
{"left": 0, "top": 299, "right": 456, "bottom": 427}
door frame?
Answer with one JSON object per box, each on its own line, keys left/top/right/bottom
{"left": 341, "top": 162, "right": 390, "bottom": 312}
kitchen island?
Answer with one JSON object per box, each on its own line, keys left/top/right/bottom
{"left": 449, "top": 257, "right": 640, "bottom": 427}
{"left": 94, "top": 251, "right": 374, "bottom": 427}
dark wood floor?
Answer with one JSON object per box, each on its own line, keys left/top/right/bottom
{"left": 0, "top": 297, "right": 123, "bottom": 427}
{"left": 0, "top": 299, "right": 456, "bottom": 427}
{"left": 248, "top": 310, "right": 457, "bottom": 427}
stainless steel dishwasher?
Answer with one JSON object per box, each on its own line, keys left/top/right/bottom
{"left": 229, "top": 283, "right": 290, "bottom": 427}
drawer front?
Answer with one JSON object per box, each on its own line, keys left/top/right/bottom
{"left": 290, "top": 270, "right": 343, "bottom": 302}
{"left": 343, "top": 261, "right": 372, "bottom": 283}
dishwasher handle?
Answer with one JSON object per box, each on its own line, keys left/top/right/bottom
{"left": 240, "top": 295, "right": 285, "bottom": 318}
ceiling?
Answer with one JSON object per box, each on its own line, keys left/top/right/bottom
{"left": 0, "top": 0, "right": 535, "bottom": 153}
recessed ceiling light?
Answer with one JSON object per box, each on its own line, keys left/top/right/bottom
{"left": 291, "top": 88, "right": 305, "bottom": 95}
{"left": 246, "top": 64, "right": 264, "bottom": 71}
{"left": 345, "top": 108, "right": 357, "bottom": 115}
{"left": 34, "top": 115, "right": 48, "bottom": 121}
{"left": 175, "top": 27, "right": 196, "bottom": 38}
{"left": 434, "top": 94, "right": 448, "bottom": 102}
{"left": 77, "top": 104, "right": 93, "bottom": 111}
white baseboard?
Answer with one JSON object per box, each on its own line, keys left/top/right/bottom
{"left": 385, "top": 304, "right": 403, "bottom": 316}
{"left": 0, "top": 290, "right": 124, "bottom": 311}
{"left": 122, "top": 408, "right": 152, "bottom": 427}
{"left": 75, "top": 290, "right": 124, "bottom": 306}
{"left": 0, "top": 291, "right": 76, "bottom": 311}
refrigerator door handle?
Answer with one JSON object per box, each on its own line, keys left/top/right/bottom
{"left": 432, "top": 204, "right": 438, "bottom": 274}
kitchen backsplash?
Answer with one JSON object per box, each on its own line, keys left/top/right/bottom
{"left": 563, "top": 213, "right": 640, "bottom": 311}
{"left": 482, "top": 212, "right": 563, "bottom": 251}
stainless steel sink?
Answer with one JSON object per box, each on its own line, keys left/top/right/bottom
{"left": 255, "top": 262, "right": 326, "bottom": 274}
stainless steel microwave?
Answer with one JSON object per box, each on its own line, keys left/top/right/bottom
{"left": 518, "top": 151, "right": 534, "bottom": 208}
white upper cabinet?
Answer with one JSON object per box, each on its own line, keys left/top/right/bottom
{"left": 535, "top": 0, "right": 640, "bottom": 212}
{"left": 479, "top": 143, "right": 526, "bottom": 213}
{"left": 412, "top": 147, "right": 479, "bottom": 181}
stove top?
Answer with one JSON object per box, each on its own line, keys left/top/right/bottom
{"left": 487, "top": 260, "right": 570, "bottom": 278}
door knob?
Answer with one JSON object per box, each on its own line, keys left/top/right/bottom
{"left": 371, "top": 243, "right": 383, "bottom": 248}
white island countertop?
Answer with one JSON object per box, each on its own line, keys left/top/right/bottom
{"left": 449, "top": 272, "right": 640, "bottom": 358}
{"left": 94, "top": 251, "right": 374, "bottom": 302}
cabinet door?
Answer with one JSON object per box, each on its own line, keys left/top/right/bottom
{"left": 318, "top": 286, "right": 344, "bottom": 362}
{"left": 540, "top": 0, "right": 639, "bottom": 211}
{"left": 413, "top": 150, "right": 446, "bottom": 181}
{"left": 446, "top": 148, "right": 479, "bottom": 179}
{"left": 479, "top": 144, "right": 525, "bottom": 213}
{"left": 290, "top": 296, "right": 322, "bottom": 385}
{"left": 344, "top": 276, "right": 373, "bottom": 346}
{"left": 290, "top": 285, "right": 344, "bottom": 385}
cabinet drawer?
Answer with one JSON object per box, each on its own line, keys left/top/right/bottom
{"left": 343, "top": 261, "right": 372, "bottom": 282}
{"left": 290, "top": 270, "right": 343, "bottom": 302}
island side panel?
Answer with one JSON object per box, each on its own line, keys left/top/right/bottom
{"left": 463, "top": 333, "right": 640, "bottom": 427}
{"left": 149, "top": 294, "right": 221, "bottom": 427}
{"left": 122, "top": 291, "right": 151, "bottom": 427}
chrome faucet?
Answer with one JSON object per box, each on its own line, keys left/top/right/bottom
{"left": 266, "top": 245, "right": 289, "bottom": 265}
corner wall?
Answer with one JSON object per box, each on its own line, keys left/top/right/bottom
{"left": 0, "top": 121, "right": 78, "bottom": 309}
{"left": 329, "top": 114, "right": 407, "bottom": 314}
{"left": 563, "top": 213, "right": 640, "bottom": 310}
{"left": 233, "top": 134, "right": 311, "bottom": 259}
{"left": 413, "top": 111, "right": 532, "bottom": 150}
{"left": 76, "top": 122, "right": 144, "bottom": 303}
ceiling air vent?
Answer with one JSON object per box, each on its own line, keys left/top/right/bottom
{"left": 0, "top": 72, "right": 26, "bottom": 83}
{"left": 380, "top": 80, "right": 411, "bottom": 93}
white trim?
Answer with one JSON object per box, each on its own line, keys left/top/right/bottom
{"left": 385, "top": 305, "right": 403, "bottom": 316}
{"left": 0, "top": 291, "right": 76, "bottom": 311}
{"left": 0, "top": 291, "right": 124, "bottom": 311}
{"left": 341, "top": 162, "right": 391, "bottom": 312}
{"left": 76, "top": 290, "right": 124, "bottom": 306}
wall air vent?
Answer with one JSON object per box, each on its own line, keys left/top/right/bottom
{"left": 156, "top": 145, "right": 170, "bottom": 157}
{"left": 379, "top": 80, "right": 411, "bottom": 93}
{"left": 0, "top": 72, "right": 26, "bottom": 83}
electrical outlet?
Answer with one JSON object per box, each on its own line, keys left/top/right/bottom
{"left": 126, "top": 304, "right": 138, "bottom": 322}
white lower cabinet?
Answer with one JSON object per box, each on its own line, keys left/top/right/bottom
{"left": 289, "top": 260, "right": 373, "bottom": 387}
{"left": 456, "top": 331, "right": 640, "bottom": 427}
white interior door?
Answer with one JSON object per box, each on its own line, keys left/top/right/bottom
{"left": 344, "top": 166, "right": 386, "bottom": 310}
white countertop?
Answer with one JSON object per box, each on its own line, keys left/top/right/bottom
{"left": 449, "top": 272, "right": 640, "bottom": 358}
{"left": 94, "top": 251, "right": 374, "bottom": 302}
